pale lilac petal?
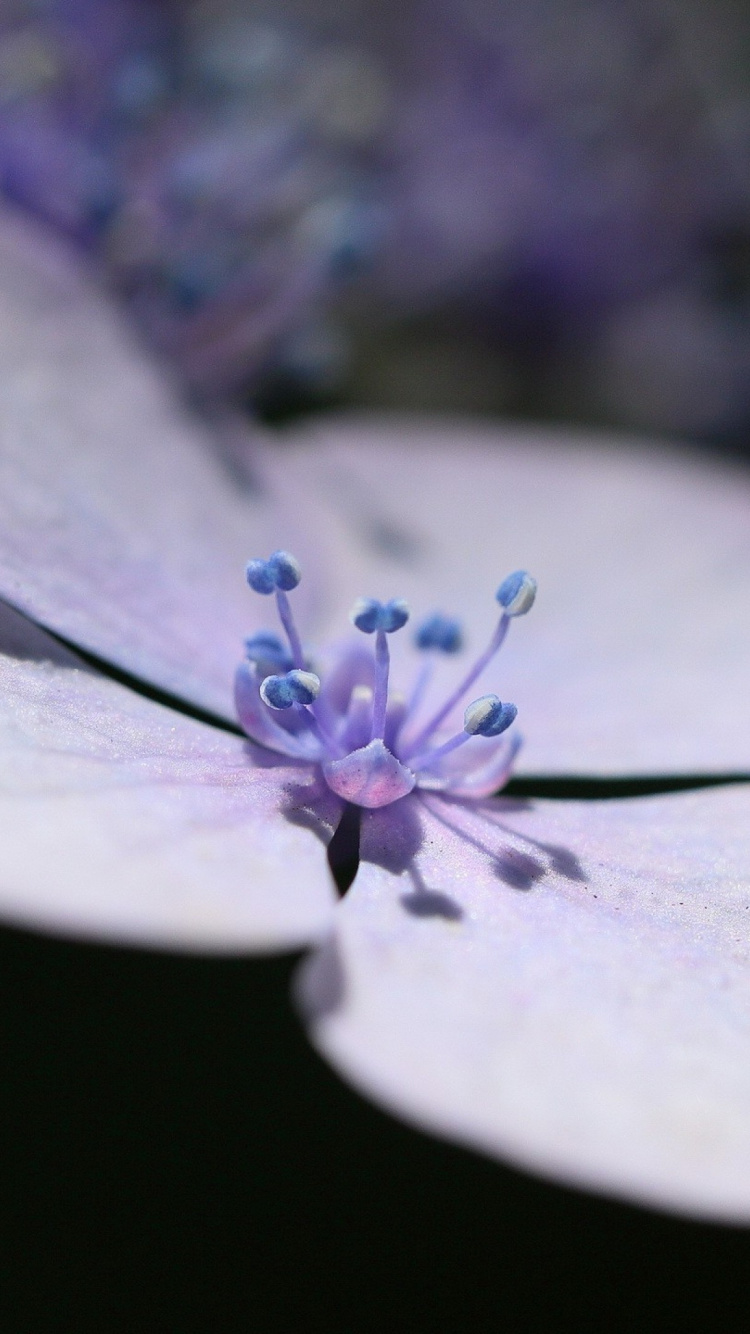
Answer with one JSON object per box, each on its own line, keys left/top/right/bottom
{"left": 0, "top": 602, "right": 338, "bottom": 950}
{"left": 300, "top": 783, "right": 750, "bottom": 1220}
{"left": 0, "top": 204, "right": 324, "bottom": 717}
{"left": 282, "top": 415, "right": 750, "bottom": 774}
{"left": 415, "top": 732, "right": 521, "bottom": 798}
{"left": 234, "top": 662, "right": 322, "bottom": 762}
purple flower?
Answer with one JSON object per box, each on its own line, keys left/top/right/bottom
{"left": 2, "top": 203, "right": 750, "bottom": 1222}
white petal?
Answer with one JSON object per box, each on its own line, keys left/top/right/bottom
{"left": 0, "top": 204, "right": 320, "bottom": 717}
{"left": 281, "top": 414, "right": 750, "bottom": 773}
{"left": 300, "top": 783, "right": 750, "bottom": 1220}
{"left": 0, "top": 602, "right": 337, "bottom": 950}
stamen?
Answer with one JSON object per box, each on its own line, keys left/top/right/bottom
{"left": 275, "top": 589, "right": 305, "bottom": 669}
{"left": 350, "top": 598, "right": 410, "bottom": 742}
{"left": 260, "top": 669, "right": 320, "bottom": 710}
{"left": 409, "top": 695, "right": 517, "bottom": 771}
{"left": 246, "top": 550, "right": 305, "bottom": 668}
{"left": 259, "top": 668, "right": 341, "bottom": 754}
{"left": 405, "top": 613, "right": 463, "bottom": 739}
{"left": 350, "top": 597, "right": 410, "bottom": 634}
{"left": 406, "top": 659, "right": 433, "bottom": 720}
{"left": 245, "top": 560, "right": 276, "bottom": 595}
{"left": 371, "top": 629, "right": 390, "bottom": 742}
{"left": 414, "top": 613, "right": 463, "bottom": 654}
{"left": 403, "top": 615, "right": 509, "bottom": 756}
{"left": 496, "top": 570, "right": 537, "bottom": 617}
{"left": 267, "top": 551, "right": 302, "bottom": 591}
{"left": 464, "top": 696, "right": 518, "bottom": 736}
{"left": 244, "top": 631, "right": 293, "bottom": 674}
{"left": 403, "top": 572, "right": 535, "bottom": 760}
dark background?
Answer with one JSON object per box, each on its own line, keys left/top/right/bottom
{"left": 2, "top": 923, "right": 749, "bottom": 1333}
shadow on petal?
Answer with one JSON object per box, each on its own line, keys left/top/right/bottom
{"left": 280, "top": 772, "right": 344, "bottom": 849}
{"left": 493, "top": 848, "right": 546, "bottom": 892}
{"left": 423, "top": 794, "right": 588, "bottom": 892}
{"left": 400, "top": 865, "right": 464, "bottom": 921}
{"left": 360, "top": 798, "right": 425, "bottom": 875}
{"left": 536, "top": 842, "right": 587, "bottom": 882}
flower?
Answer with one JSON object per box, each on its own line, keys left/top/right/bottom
{"left": 2, "top": 202, "right": 750, "bottom": 1221}
{"left": 236, "top": 550, "right": 530, "bottom": 812}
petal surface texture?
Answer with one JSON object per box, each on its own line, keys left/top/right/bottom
{"left": 281, "top": 416, "right": 750, "bottom": 774}
{"left": 0, "top": 602, "right": 337, "bottom": 950}
{"left": 0, "top": 204, "right": 314, "bottom": 718}
{"left": 300, "top": 784, "right": 750, "bottom": 1221}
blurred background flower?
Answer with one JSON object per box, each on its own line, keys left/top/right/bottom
{"left": 0, "top": 0, "right": 748, "bottom": 439}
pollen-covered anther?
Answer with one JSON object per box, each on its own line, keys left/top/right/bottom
{"left": 350, "top": 597, "right": 410, "bottom": 634}
{"left": 464, "top": 695, "right": 518, "bottom": 737}
{"left": 496, "top": 570, "right": 537, "bottom": 617}
{"left": 244, "top": 631, "right": 293, "bottom": 673}
{"left": 415, "top": 613, "right": 463, "bottom": 653}
{"left": 260, "top": 669, "right": 321, "bottom": 710}
{"left": 246, "top": 549, "right": 302, "bottom": 595}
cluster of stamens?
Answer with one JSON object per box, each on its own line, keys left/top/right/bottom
{"left": 235, "top": 550, "right": 536, "bottom": 809}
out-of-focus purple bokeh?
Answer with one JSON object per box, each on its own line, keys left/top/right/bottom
{"left": 0, "top": 0, "right": 748, "bottom": 441}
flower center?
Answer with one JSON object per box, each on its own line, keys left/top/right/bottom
{"left": 237, "top": 550, "right": 536, "bottom": 808}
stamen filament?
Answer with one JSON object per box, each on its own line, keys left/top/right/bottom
{"left": 276, "top": 589, "right": 305, "bottom": 669}
{"left": 295, "top": 703, "right": 343, "bottom": 756}
{"left": 403, "top": 613, "right": 510, "bottom": 759}
{"left": 408, "top": 729, "right": 473, "bottom": 772}
{"left": 371, "top": 628, "right": 390, "bottom": 741}
{"left": 407, "top": 659, "right": 433, "bottom": 718}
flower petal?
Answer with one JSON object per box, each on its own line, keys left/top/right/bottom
{"left": 0, "top": 601, "right": 338, "bottom": 950}
{"left": 299, "top": 783, "right": 750, "bottom": 1220}
{"left": 235, "top": 661, "right": 322, "bottom": 762}
{"left": 282, "top": 415, "right": 750, "bottom": 774}
{"left": 0, "top": 204, "right": 321, "bottom": 718}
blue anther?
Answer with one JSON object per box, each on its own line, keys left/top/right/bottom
{"left": 260, "top": 669, "right": 320, "bottom": 710}
{"left": 246, "top": 551, "right": 302, "bottom": 595}
{"left": 415, "top": 613, "right": 463, "bottom": 654}
{"left": 246, "top": 559, "right": 276, "bottom": 595}
{"left": 267, "top": 550, "right": 302, "bottom": 591}
{"left": 496, "top": 570, "right": 537, "bottom": 617}
{"left": 260, "top": 674, "right": 294, "bottom": 710}
{"left": 286, "top": 669, "right": 320, "bottom": 706}
{"left": 244, "top": 632, "right": 293, "bottom": 672}
{"left": 464, "top": 695, "right": 518, "bottom": 737}
{"left": 351, "top": 597, "right": 410, "bottom": 634}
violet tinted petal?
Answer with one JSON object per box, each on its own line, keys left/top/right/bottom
{"left": 0, "top": 602, "right": 338, "bottom": 950}
{"left": 235, "top": 661, "right": 322, "bottom": 762}
{"left": 414, "top": 732, "right": 519, "bottom": 797}
{"left": 300, "top": 783, "right": 750, "bottom": 1220}
{"left": 281, "top": 415, "right": 750, "bottom": 774}
{"left": 0, "top": 204, "right": 321, "bottom": 717}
